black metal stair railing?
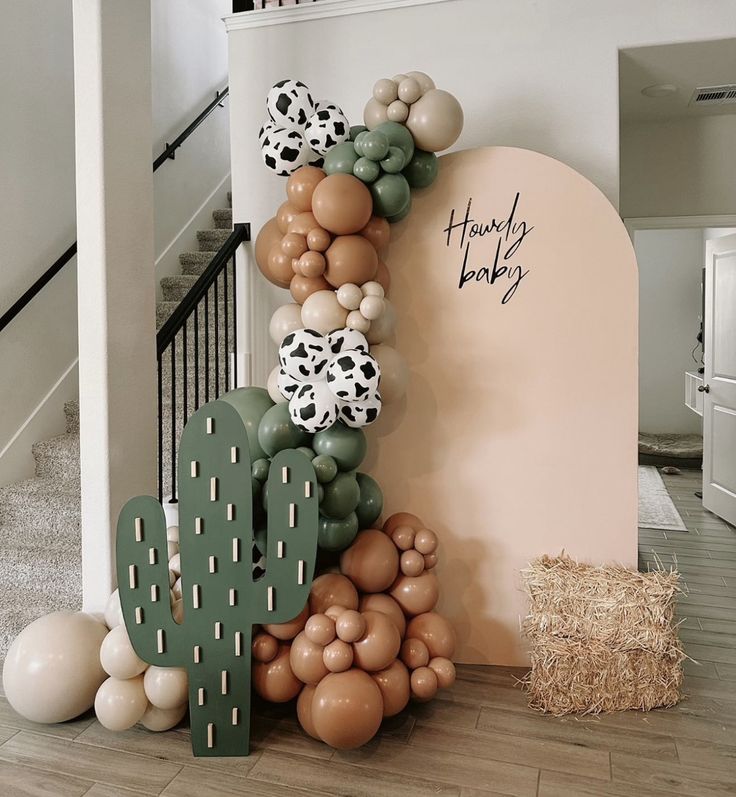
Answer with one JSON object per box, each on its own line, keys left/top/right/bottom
{"left": 156, "top": 223, "right": 250, "bottom": 504}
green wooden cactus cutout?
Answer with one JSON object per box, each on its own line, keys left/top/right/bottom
{"left": 116, "top": 399, "right": 318, "bottom": 756}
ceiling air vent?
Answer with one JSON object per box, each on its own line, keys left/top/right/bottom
{"left": 689, "top": 85, "right": 736, "bottom": 106}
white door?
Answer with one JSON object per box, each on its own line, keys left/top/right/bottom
{"left": 703, "top": 232, "right": 736, "bottom": 526}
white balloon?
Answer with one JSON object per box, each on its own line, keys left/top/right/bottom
{"left": 141, "top": 702, "right": 187, "bottom": 732}
{"left": 301, "top": 291, "right": 348, "bottom": 335}
{"left": 346, "top": 310, "right": 370, "bottom": 334}
{"left": 289, "top": 381, "right": 340, "bottom": 434}
{"left": 99, "top": 625, "right": 147, "bottom": 680}
{"left": 366, "top": 299, "right": 396, "bottom": 345}
{"left": 172, "top": 577, "right": 182, "bottom": 599}
{"left": 361, "top": 281, "right": 384, "bottom": 299}
{"left": 143, "top": 666, "right": 189, "bottom": 710}
{"left": 95, "top": 675, "right": 148, "bottom": 731}
{"left": 169, "top": 553, "right": 181, "bottom": 577}
{"left": 336, "top": 283, "right": 363, "bottom": 311}
{"left": 167, "top": 540, "right": 179, "bottom": 560}
{"left": 360, "top": 295, "right": 384, "bottom": 321}
{"left": 371, "top": 344, "right": 409, "bottom": 403}
{"left": 405, "top": 70, "right": 436, "bottom": 94}
{"left": 104, "top": 589, "right": 124, "bottom": 630}
{"left": 269, "top": 304, "right": 304, "bottom": 346}
{"left": 267, "top": 365, "right": 287, "bottom": 404}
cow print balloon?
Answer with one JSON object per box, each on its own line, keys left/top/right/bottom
{"left": 289, "top": 381, "right": 339, "bottom": 434}
{"left": 279, "top": 329, "right": 331, "bottom": 381}
{"left": 304, "top": 107, "right": 350, "bottom": 156}
{"left": 266, "top": 79, "right": 315, "bottom": 128}
{"left": 277, "top": 368, "right": 301, "bottom": 400}
{"left": 260, "top": 127, "right": 311, "bottom": 177}
{"left": 326, "top": 350, "right": 381, "bottom": 402}
{"left": 339, "top": 393, "right": 382, "bottom": 429}
{"left": 327, "top": 328, "right": 370, "bottom": 356}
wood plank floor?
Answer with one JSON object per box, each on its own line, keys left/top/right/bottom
{"left": 1, "top": 467, "right": 735, "bottom": 796}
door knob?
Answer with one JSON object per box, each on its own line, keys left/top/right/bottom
{"left": 698, "top": 384, "right": 710, "bottom": 393}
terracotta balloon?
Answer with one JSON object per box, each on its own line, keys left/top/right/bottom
{"left": 263, "top": 604, "right": 309, "bottom": 640}
{"left": 297, "top": 684, "right": 320, "bottom": 740}
{"left": 304, "top": 613, "right": 336, "bottom": 646}
{"left": 406, "top": 89, "right": 464, "bottom": 152}
{"left": 410, "top": 666, "right": 438, "bottom": 702}
{"left": 360, "top": 216, "right": 391, "bottom": 252}
{"left": 301, "top": 290, "right": 349, "bottom": 335}
{"left": 297, "top": 250, "right": 326, "bottom": 278}
{"left": 277, "top": 201, "right": 300, "bottom": 234}
{"left": 383, "top": 512, "right": 423, "bottom": 536}
{"left": 288, "top": 211, "right": 320, "bottom": 237}
{"left": 290, "top": 273, "right": 331, "bottom": 304}
{"left": 401, "top": 549, "right": 425, "bottom": 577}
{"left": 324, "top": 235, "right": 378, "bottom": 288}
{"left": 268, "top": 242, "right": 297, "bottom": 289}
{"left": 406, "top": 612, "right": 457, "bottom": 659}
{"left": 391, "top": 525, "right": 416, "bottom": 551}
{"left": 335, "top": 610, "right": 366, "bottom": 643}
{"left": 424, "top": 552, "right": 438, "bottom": 570}
{"left": 95, "top": 675, "right": 148, "bottom": 731}
{"left": 254, "top": 217, "right": 283, "bottom": 283}
{"left": 309, "top": 573, "right": 359, "bottom": 615}
{"left": 290, "top": 631, "right": 329, "bottom": 685}
{"left": 287, "top": 166, "right": 326, "bottom": 212}
{"left": 323, "top": 639, "right": 354, "bottom": 672}
{"left": 358, "top": 593, "right": 406, "bottom": 638}
{"left": 143, "top": 666, "right": 188, "bottom": 710}
{"left": 352, "top": 610, "right": 401, "bottom": 672}
{"left": 312, "top": 670, "right": 384, "bottom": 749}
{"left": 340, "top": 529, "right": 399, "bottom": 593}
{"left": 312, "top": 174, "right": 373, "bottom": 236}
{"left": 324, "top": 604, "right": 348, "bottom": 621}
{"left": 252, "top": 644, "right": 302, "bottom": 703}
{"left": 281, "top": 232, "right": 308, "bottom": 259}
{"left": 252, "top": 631, "right": 279, "bottom": 663}
{"left": 428, "top": 657, "right": 456, "bottom": 689}
{"left": 374, "top": 259, "right": 391, "bottom": 295}
{"left": 371, "top": 659, "right": 411, "bottom": 717}
{"left": 389, "top": 571, "right": 440, "bottom": 617}
{"left": 414, "top": 528, "right": 438, "bottom": 555}
{"left": 400, "top": 637, "right": 429, "bottom": 669}
{"left": 307, "top": 226, "right": 331, "bottom": 252}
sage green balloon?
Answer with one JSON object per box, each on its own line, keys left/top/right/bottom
{"left": 387, "top": 194, "right": 413, "bottom": 224}
{"left": 296, "top": 446, "right": 316, "bottom": 460}
{"left": 402, "top": 149, "right": 438, "bottom": 188}
{"left": 370, "top": 173, "right": 411, "bottom": 219}
{"left": 380, "top": 146, "right": 406, "bottom": 174}
{"left": 252, "top": 476, "right": 262, "bottom": 504}
{"left": 349, "top": 124, "right": 368, "bottom": 141}
{"left": 318, "top": 512, "right": 359, "bottom": 552}
{"left": 323, "top": 141, "right": 359, "bottom": 176}
{"left": 361, "top": 131, "right": 390, "bottom": 162}
{"left": 220, "top": 386, "right": 274, "bottom": 461}
{"left": 312, "top": 454, "right": 338, "bottom": 484}
{"left": 254, "top": 525, "right": 267, "bottom": 558}
{"left": 312, "top": 422, "right": 367, "bottom": 471}
{"left": 353, "top": 157, "right": 380, "bottom": 184}
{"left": 257, "top": 402, "right": 310, "bottom": 457}
{"left": 355, "top": 472, "right": 383, "bottom": 528}
{"left": 252, "top": 458, "right": 270, "bottom": 483}
{"left": 320, "top": 473, "right": 361, "bottom": 520}
{"left": 353, "top": 131, "right": 371, "bottom": 157}
{"left": 375, "top": 121, "right": 414, "bottom": 163}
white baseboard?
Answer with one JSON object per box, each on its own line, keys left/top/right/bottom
{"left": 0, "top": 359, "right": 79, "bottom": 487}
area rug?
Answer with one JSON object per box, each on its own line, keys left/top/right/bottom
{"left": 638, "top": 466, "right": 687, "bottom": 531}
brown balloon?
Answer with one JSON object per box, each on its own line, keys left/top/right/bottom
{"left": 406, "top": 612, "right": 457, "bottom": 659}
{"left": 296, "top": 684, "right": 320, "bottom": 740}
{"left": 360, "top": 216, "right": 391, "bottom": 252}
{"left": 324, "top": 235, "right": 378, "bottom": 289}
{"left": 290, "top": 631, "right": 329, "bottom": 685}
{"left": 304, "top": 613, "right": 336, "bottom": 646}
{"left": 375, "top": 259, "right": 391, "bottom": 295}
{"left": 324, "top": 604, "right": 348, "bottom": 621}
{"left": 389, "top": 571, "right": 440, "bottom": 617}
{"left": 287, "top": 165, "right": 326, "bottom": 212}
{"left": 358, "top": 593, "right": 406, "bottom": 638}
{"left": 254, "top": 218, "right": 283, "bottom": 284}
{"left": 288, "top": 211, "right": 320, "bottom": 237}
{"left": 310, "top": 574, "right": 359, "bottom": 615}
{"left": 414, "top": 528, "right": 438, "bottom": 555}
{"left": 290, "top": 273, "right": 331, "bottom": 305}
{"left": 428, "top": 657, "right": 456, "bottom": 689}
{"left": 424, "top": 552, "right": 438, "bottom": 570}
{"left": 297, "top": 250, "right": 326, "bottom": 278}
{"left": 307, "top": 226, "right": 331, "bottom": 253}
{"left": 263, "top": 604, "right": 309, "bottom": 641}
{"left": 410, "top": 666, "right": 438, "bottom": 702}
{"left": 391, "top": 526, "right": 416, "bottom": 552}
{"left": 352, "top": 610, "right": 401, "bottom": 672}
{"left": 400, "top": 637, "right": 429, "bottom": 670}
{"left": 371, "top": 659, "right": 410, "bottom": 717}
{"left": 322, "top": 639, "right": 353, "bottom": 673}
{"left": 281, "top": 232, "right": 308, "bottom": 259}
{"left": 252, "top": 644, "right": 302, "bottom": 702}
{"left": 401, "top": 549, "right": 425, "bottom": 577}
{"left": 340, "top": 529, "right": 399, "bottom": 593}
{"left": 277, "top": 201, "right": 300, "bottom": 234}
{"left": 383, "top": 512, "right": 423, "bottom": 536}
{"left": 335, "top": 610, "right": 366, "bottom": 644}
{"left": 311, "top": 670, "right": 384, "bottom": 749}
{"left": 252, "top": 632, "right": 279, "bottom": 663}
{"left": 312, "top": 174, "right": 373, "bottom": 236}
{"left": 267, "top": 242, "right": 296, "bottom": 289}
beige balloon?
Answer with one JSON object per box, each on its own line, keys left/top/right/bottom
{"left": 363, "top": 97, "right": 389, "bottom": 130}
{"left": 140, "top": 702, "right": 187, "bottom": 732}
{"left": 405, "top": 70, "right": 436, "bottom": 94}
{"left": 95, "top": 675, "right": 148, "bottom": 731}
{"left": 301, "top": 290, "right": 349, "bottom": 336}
{"left": 373, "top": 78, "right": 398, "bottom": 105}
{"left": 371, "top": 344, "right": 409, "bottom": 403}
{"left": 104, "top": 589, "right": 124, "bottom": 630}
{"left": 406, "top": 89, "right": 464, "bottom": 152}
{"left": 269, "top": 303, "right": 304, "bottom": 346}
{"left": 166, "top": 525, "right": 179, "bottom": 543}
{"left": 3, "top": 611, "right": 108, "bottom": 724}
{"left": 386, "top": 100, "right": 409, "bottom": 123}
{"left": 366, "top": 299, "right": 396, "bottom": 345}
{"left": 267, "top": 365, "right": 287, "bottom": 404}
{"left": 99, "top": 624, "right": 147, "bottom": 680}
{"left": 346, "top": 310, "right": 370, "bottom": 334}
{"left": 143, "top": 666, "right": 189, "bottom": 710}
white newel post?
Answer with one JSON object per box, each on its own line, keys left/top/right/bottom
{"left": 73, "top": 0, "right": 157, "bottom": 611}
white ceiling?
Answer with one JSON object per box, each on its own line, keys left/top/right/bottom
{"left": 620, "top": 38, "right": 736, "bottom": 123}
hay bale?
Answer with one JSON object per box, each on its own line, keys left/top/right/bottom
{"left": 521, "top": 554, "right": 685, "bottom": 715}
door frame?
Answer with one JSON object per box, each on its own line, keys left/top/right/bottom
{"left": 624, "top": 215, "right": 736, "bottom": 238}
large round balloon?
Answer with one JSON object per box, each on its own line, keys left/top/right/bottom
{"left": 324, "top": 235, "right": 378, "bottom": 288}
{"left": 287, "top": 166, "right": 326, "bottom": 212}
{"left": 320, "top": 472, "right": 361, "bottom": 519}
{"left": 255, "top": 218, "right": 285, "bottom": 286}
{"left": 406, "top": 89, "right": 464, "bottom": 152}
{"left": 261, "top": 127, "right": 312, "bottom": 177}
{"left": 143, "top": 666, "right": 188, "bottom": 710}
{"left": 355, "top": 472, "right": 383, "bottom": 528}
{"left": 221, "top": 387, "right": 275, "bottom": 461}
{"left": 312, "top": 174, "right": 373, "bottom": 236}
{"left": 405, "top": 612, "right": 457, "bottom": 659}
{"left": 312, "top": 422, "right": 367, "bottom": 471}
{"left": 99, "top": 625, "right": 147, "bottom": 680}
{"left": 352, "top": 610, "right": 401, "bottom": 672}
{"left": 301, "top": 291, "right": 349, "bottom": 335}
{"left": 311, "top": 670, "right": 384, "bottom": 749}
{"left": 389, "top": 571, "right": 440, "bottom": 616}
{"left": 95, "top": 675, "right": 148, "bottom": 731}
{"left": 359, "top": 593, "right": 406, "bottom": 638}
{"left": 305, "top": 107, "right": 350, "bottom": 156}
{"left": 252, "top": 644, "right": 302, "bottom": 702}
{"left": 266, "top": 79, "right": 315, "bottom": 128}
{"left": 370, "top": 174, "right": 411, "bottom": 220}
{"left": 360, "top": 216, "right": 391, "bottom": 253}
{"left": 309, "top": 573, "right": 359, "bottom": 614}
{"left": 318, "top": 512, "right": 359, "bottom": 551}
{"left": 257, "top": 401, "right": 310, "bottom": 457}
{"left": 263, "top": 604, "right": 309, "bottom": 641}
{"left": 3, "top": 612, "right": 107, "bottom": 724}
{"left": 141, "top": 702, "right": 187, "bottom": 733}
{"left": 371, "top": 659, "right": 411, "bottom": 717}
{"left": 340, "top": 529, "right": 399, "bottom": 593}
{"left": 278, "top": 328, "right": 331, "bottom": 381}
{"left": 297, "top": 684, "right": 320, "bottom": 740}
{"left": 402, "top": 149, "right": 439, "bottom": 189}
{"left": 269, "top": 303, "right": 304, "bottom": 346}
{"left": 289, "top": 381, "right": 340, "bottom": 434}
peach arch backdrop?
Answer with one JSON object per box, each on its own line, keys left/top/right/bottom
{"left": 364, "top": 146, "right": 638, "bottom": 666}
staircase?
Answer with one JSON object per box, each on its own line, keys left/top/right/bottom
{"left": 0, "top": 200, "right": 234, "bottom": 654}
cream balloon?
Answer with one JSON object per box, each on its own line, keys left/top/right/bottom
{"left": 371, "top": 344, "right": 408, "bottom": 403}
{"left": 346, "top": 310, "right": 370, "bottom": 334}
{"left": 386, "top": 100, "right": 409, "bottom": 123}
{"left": 267, "top": 365, "right": 287, "bottom": 404}
{"left": 365, "top": 299, "right": 396, "bottom": 345}
{"left": 301, "top": 290, "right": 348, "bottom": 335}
{"left": 336, "top": 283, "right": 363, "bottom": 311}
{"left": 99, "top": 624, "right": 147, "bottom": 680}
{"left": 140, "top": 702, "right": 187, "bottom": 732}
{"left": 363, "top": 97, "right": 389, "bottom": 130}
{"left": 3, "top": 611, "right": 108, "bottom": 724}
{"left": 406, "top": 89, "right": 464, "bottom": 152}
{"left": 360, "top": 295, "right": 384, "bottom": 321}
{"left": 104, "top": 589, "right": 124, "bottom": 629}
{"left": 166, "top": 525, "right": 179, "bottom": 543}
{"left": 143, "top": 666, "right": 188, "bottom": 710}
{"left": 94, "top": 675, "right": 148, "bottom": 731}
{"left": 405, "top": 70, "right": 436, "bottom": 94}
{"left": 269, "top": 303, "right": 304, "bottom": 345}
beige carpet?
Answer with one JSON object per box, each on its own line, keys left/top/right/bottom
{"left": 638, "top": 465, "right": 687, "bottom": 531}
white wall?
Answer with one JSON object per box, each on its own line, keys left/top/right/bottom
{"left": 225, "top": 0, "right": 736, "bottom": 388}
{"left": 621, "top": 116, "right": 736, "bottom": 219}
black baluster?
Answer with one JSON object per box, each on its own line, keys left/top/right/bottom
{"left": 170, "top": 337, "right": 177, "bottom": 502}
{"left": 204, "top": 291, "right": 210, "bottom": 402}
{"left": 232, "top": 251, "right": 238, "bottom": 388}
{"left": 182, "top": 317, "right": 188, "bottom": 427}
{"left": 157, "top": 355, "right": 163, "bottom": 503}
{"left": 214, "top": 274, "right": 220, "bottom": 398}
{"left": 224, "top": 257, "right": 230, "bottom": 392}
{"left": 194, "top": 304, "right": 200, "bottom": 410}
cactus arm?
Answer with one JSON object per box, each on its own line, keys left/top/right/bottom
{"left": 258, "top": 449, "right": 319, "bottom": 624}
{"left": 116, "top": 494, "right": 183, "bottom": 666}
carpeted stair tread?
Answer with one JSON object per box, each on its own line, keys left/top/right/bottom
{"left": 160, "top": 274, "right": 199, "bottom": 302}
{"left": 64, "top": 400, "right": 79, "bottom": 434}
{"left": 197, "top": 229, "right": 231, "bottom": 251}
{"left": 31, "top": 433, "right": 80, "bottom": 481}
{"left": 212, "top": 208, "right": 233, "bottom": 229}
{"left": 179, "top": 251, "right": 217, "bottom": 276}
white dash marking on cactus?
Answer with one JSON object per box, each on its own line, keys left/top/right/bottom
{"left": 221, "top": 670, "right": 228, "bottom": 695}
{"left": 190, "top": 460, "right": 198, "bottom": 478}
{"left": 227, "top": 503, "right": 235, "bottom": 521}
{"left": 289, "top": 503, "right": 296, "bottom": 528}
{"left": 210, "top": 477, "right": 218, "bottom": 502}
{"left": 157, "top": 629, "right": 164, "bottom": 654}
{"left": 206, "top": 417, "right": 214, "bottom": 434}
{"left": 195, "top": 516, "right": 203, "bottom": 535}
{"left": 209, "top": 555, "right": 216, "bottom": 574}
{"left": 150, "top": 584, "right": 159, "bottom": 602}
{"left": 215, "top": 622, "right": 223, "bottom": 639}
{"left": 232, "top": 537, "right": 240, "bottom": 562}
{"left": 193, "top": 584, "right": 201, "bottom": 609}
{"left": 135, "top": 607, "right": 143, "bottom": 624}
{"left": 134, "top": 517, "right": 143, "bottom": 542}
{"left": 277, "top": 540, "right": 285, "bottom": 559}
{"left": 234, "top": 631, "right": 242, "bottom": 656}
{"left": 229, "top": 588, "right": 236, "bottom": 606}
{"left": 198, "top": 688, "right": 205, "bottom": 706}
{"left": 207, "top": 722, "right": 214, "bottom": 748}
{"left": 194, "top": 645, "right": 201, "bottom": 663}
{"left": 298, "top": 560, "right": 305, "bottom": 585}
{"left": 231, "top": 446, "right": 238, "bottom": 463}
{"left": 148, "top": 547, "right": 157, "bottom": 565}
{"left": 128, "top": 565, "right": 137, "bottom": 589}
{"left": 282, "top": 465, "right": 289, "bottom": 484}
{"left": 232, "top": 707, "right": 239, "bottom": 725}
{"left": 267, "top": 586, "right": 275, "bottom": 612}
{"left": 304, "top": 480, "right": 312, "bottom": 498}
